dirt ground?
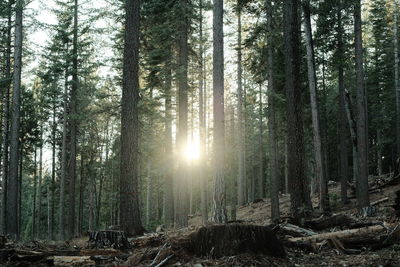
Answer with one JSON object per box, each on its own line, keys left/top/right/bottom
{"left": 1, "top": 178, "right": 400, "bottom": 266}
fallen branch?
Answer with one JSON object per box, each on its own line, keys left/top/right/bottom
{"left": 154, "top": 254, "right": 174, "bottom": 267}
{"left": 150, "top": 243, "right": 168, "bottom": 267}
{"left": 371, "top": 197, "right": 389, "bottom": 206}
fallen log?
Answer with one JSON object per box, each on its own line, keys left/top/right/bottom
{"left": 278, "top": 223, "right": 317, "bottom": 237}
{"left": 52, "top": 256, "right": 95, "bottom": 266}
{"left": 371, "top": 197, "right": 389, "bottom": 206}
{"left": 304, "top": 214, "right": 355, "bottom": 231}
{"left": 288, "top": 224, "right": 387, "bottom": 243}
{"left": 185, "top": 224, "right": 286, "bottom": 258}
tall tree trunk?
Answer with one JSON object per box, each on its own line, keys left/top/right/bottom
{"left": 236, "top": 4, "right": 246, "bottom": 207}
{"left": 59, "top": 44, "right": 69, "bottom": 240}
{"left": 377, "top": 130, "right": 383, "bottom": 176}
{"left": 50, "top": 93, "right": 56, "bottom": 240}
{"left": 146, "top": 162, "right": 152, "bottom": 226}
{"left": 68, "top": 0, "right": 79, "bottom": 239}
{"left": 78, "top": 151, "right": 85, "bottom": 235}
{"left": 199, "top": 0, "right": 208, "bottom": 224}
{"left": 95, "top": 142, "right": 104, "bottom": 230}
{"left": 302, "top": 0, "right": 330, "bottom": 215}
{"left": 37, "top": 130, "right": 43, "bottom": 238}
{"left": 212, "top": 0, "right": 227, "bottom": 223}
{"left": 258, "top": 84, "right": 264, "bottom": 199}
{"left": 267, "top": 0, "right": 280, "bottom": 222}
{"left": 337, "top": 2, "right": 349, "bottom": 205}
{"left": 120, "top": 0, "right": 143, "bottom": 235}
{"left": 354, "top": 0, "right": 369, "bottom": 209}
{"left": 175, "top": 0, "right": 189, "bottom": 228}
{"left": 18, "top": 143, "right": 22, "bottom": 237}
{"left": 32, "top": 149, "right": 37, "bottom": 240}
{"left": 283, "top": 0, "right": 312, "bottom": 220}
{"left": 395, "top": 0, "right": 400, "bottom": 158}
{"left": 0, "top": 0, "right": 12, "bottom": 235}
{"left": 7, "top": 0, "right": 23, "bottom": 240}
{"left": 163, "top": 51, "right": 174, "bottom": 227}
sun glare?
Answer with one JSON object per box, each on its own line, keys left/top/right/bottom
{"left": 185, "top": 141, "right": 200, "bottom": 161}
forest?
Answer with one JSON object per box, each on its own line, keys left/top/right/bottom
{"left": 0, "top": 0, "right": 400, "bottom": 266}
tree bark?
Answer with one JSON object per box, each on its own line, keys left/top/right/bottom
{"left": 283, "top": 0, "right": 312, "bottom": 219}
{"left": 199, "top": 0, "right": 208, "bottom": 225}
{"left": 337, "top": 1, "right": 349, "bottom": 205}
{"left": 32, "top": 149, "right": 37, "bottom": 240}
{"left": 395, "top": 0, "right": 400, "bottom": 158}
{"left": 0, "top": 0, "right": 12, "bottom": 235}
{"left": 120, "top": 0, "right": 143, "bottom": 235}
{"left": 68, "top": 0, "right": 79, "bottom": 239}
{"left": 163, "top": 50, "right": 174, "bottom": 227}
{"left": 266, "top": 0, "right": 280, "bottom": 222}
{"left": 212, "top": 0, "right": 227, "bottom": 223}
{"left": 237, "top": 4, "right": 246, "bottom": 207}
{"left": 78, "top": 149, "right": 85, "bottom": 235}
{"left": 354, "top": 0, "right": 369, "bottom": 209}
{"left": 146, "top": 162, "right": 152, "bottom": 226}
{"left": 175, "top": 0, "right": 189, "bottom": 228}
{"left": 302, "top": 0, "right": 330, "bottom": 215}
{"left": 258, "top": 84, "right": 264, "bottom": 199}
{"left": 36, "top": 130, "right": 43, "bottom": 238}
{"left": 7, "top": 0, "right": 24, "bottom": 240}
{"left": 59, "top": 43, "right": 69, "bottom": 240}
{"left": 50, "top": 90, "right": 56, "bottom": 240}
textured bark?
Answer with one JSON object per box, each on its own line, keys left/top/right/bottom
{"left": 302, "top": 0, "right": 330, "bottom": 215}
{"left": 354, "top": 0, "right": 369, "bottom": 209}
{"left": 212, "top": 0, "right": 227, "bottom": 223}
{"left": 175, "top": 0, "right": 189, "bottom": 228}
{"left": 283, "top": 0, "right": 312, "bottom": 219}
{"left": 199, "top": 0, "right": 208, "bottom": 225}
{"left": 146, "top": 162, "right": 152, "bottom": 226}
{"left": 0, "top": 0, "right": 12, "bottom": 235}
{"left": 377, "top": 130, "right": 383, "bottom": 176}
{"left": 187, "top": 224, "right": 286, "bottom": 259}
{"left": 36, "top": 131, "right": 43, "bottom": 238}
{"left": 78, "top": 150, "right": 85, "bottom": 235}
{"left": 236, "top": 5, "right": 246, "bottom": 207}
{"left": 267, "top": 0, "right": 280, "bottom": 222}
{"left": 7, "top": 0, "right": 23, "bottom": 240}
{"left": 50, "top": 93, "right": 56, "bottom": 240}
{"left": 163, "top": 53, "right": 174, "bottom": 227}
{"left": 59, "top": 44, "right": 69, "bottom": 240}
{"left": 32, "top": 149, "right": 37, "bottom": 240}
{"left": 395, "top": 0, "right": 400, "bottom": 158}
{"left": 337, "top": 2, "right": 349, "bottom": 205}
{"left": 258, "top": 84, "right": 264, "bottom": 199}
{"left": 67, "top": 0, "right": 79, "bottom": 239}
{"left": 120, "top": 0, "right": 143, "bottom": 235}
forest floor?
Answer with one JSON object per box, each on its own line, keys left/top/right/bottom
{"left": 1, "top": 176, "right": 400, "bottom": 266}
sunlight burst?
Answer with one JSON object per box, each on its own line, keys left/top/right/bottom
{"left": 185, "top": 141, "right": 200, "bottom": 161}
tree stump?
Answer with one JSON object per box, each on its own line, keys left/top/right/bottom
{"left": 186, "top": 224, "right": 286, "bottom": 258}
{"left": 88, "top": 231, "right": 130, "bottom": 249}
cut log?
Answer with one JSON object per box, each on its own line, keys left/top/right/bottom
{"left": 288, "top": 224, "right": 386, "bottom": 243}
{"left": 278, "top": 223, "right": 318, "bottom": 237}
{"left": 88, "top": 230, "right": 130, "bottom": 249}
{"left": 304, "top": 214, "right": 355, "bottom": 231}
{"left": 185, "top": 224, "right": 286, "bottom": 258}
{"left": 52, "top": 256, "right": 95, "bottom": 266}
